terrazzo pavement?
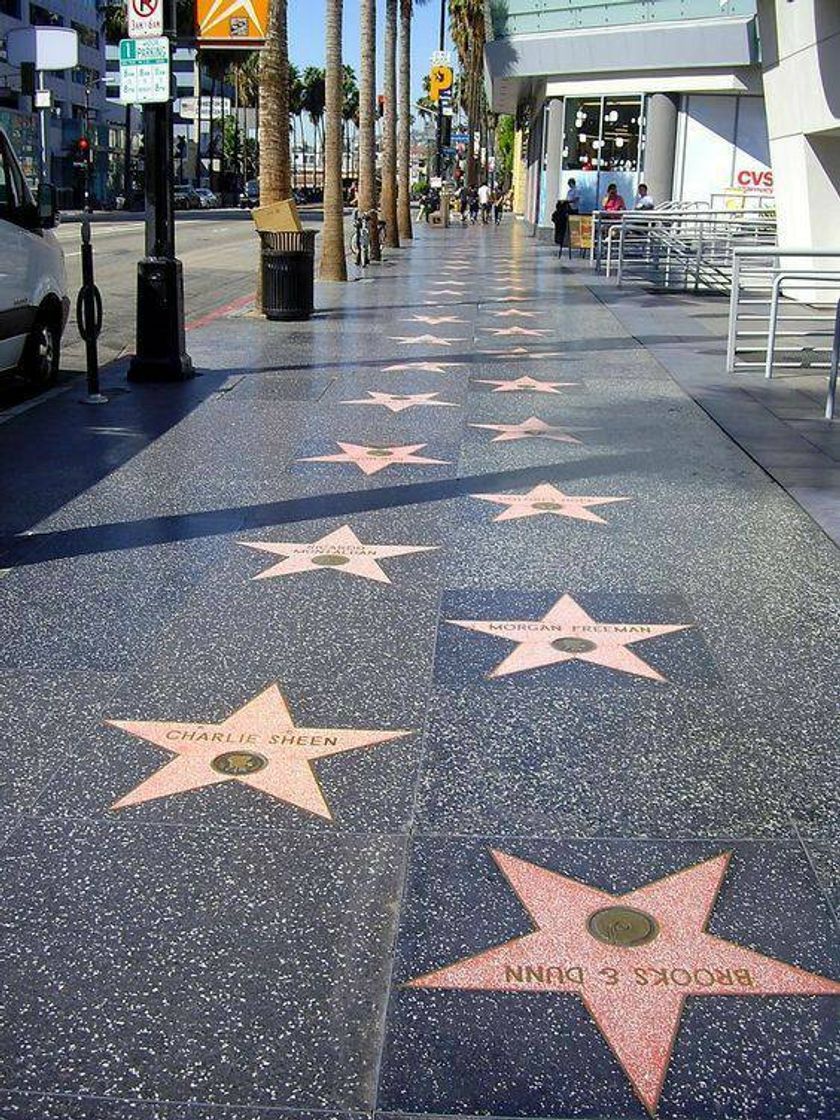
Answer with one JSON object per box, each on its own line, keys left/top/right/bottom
{"left": 0, "top": 222, "right": 836, "bottom": 1119}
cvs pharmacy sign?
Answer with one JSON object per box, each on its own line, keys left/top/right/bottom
{"left": 735, "top": 169, "right": 774, "bottom": 191}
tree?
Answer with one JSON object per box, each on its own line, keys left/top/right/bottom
{"left": 288, "top": 62, "right": 304, "bottom": 187}
{"left": 396, "top": 0, "right": 413, "bottom": 241}
{"left": 342, "top": 65, "right": 359, "bottom": 179}
{"left": 449, "top": 0, "right": 486, "bottom": 186}
{"left": 259, "top": 0, "right": 291, "bottom": 204}
{"left": 496, "top": 113, "right": 514, "bottom": 186}
{"left": 320, "top": 0, "right": 347, "bottom": 280}
{"left": 302, "top": 67, "right": 326, "bottom": 188}
{"left": 357, "top": 0, "right": 381, "bottom": 260}
{"left": 380, "top": 0, "right": 400, "bottom": 247}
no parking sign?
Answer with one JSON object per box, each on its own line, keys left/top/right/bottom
{"left": 128, "top": 0, "right": 164, "bottom": 39}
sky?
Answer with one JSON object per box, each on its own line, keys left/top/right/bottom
{"left": 287, "top": 0, "right": 452, "bottom": 106}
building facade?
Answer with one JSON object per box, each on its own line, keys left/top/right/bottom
{"left": 0, "top": 0, "right": 123, "bottom": 203}
{"left": 486, "top": 0, "right": 772, "bottom": 229}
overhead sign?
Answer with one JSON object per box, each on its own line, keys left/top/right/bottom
{"left": 430, "top": 64, "right": 453, "bottom": 103}
{"left": 119, "top": 37, "right": 170, "bottom": 104}
{"left": 196, "top": 0, "right": 269, "bottom": 47}
{"left": 128, "top": 0, "right": 164, "bottom": 39}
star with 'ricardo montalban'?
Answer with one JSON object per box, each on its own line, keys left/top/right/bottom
{"left": 403, "top": 314, "right": 467, "bottom": 325}
{"left": 299, "top": 441, "right": 449, "bottom": 475}
{"left": 341, "top": 390, "right": 457, "bottom": 413}
{"left": 389, "top": 334, "right": 463, "bottom": 346}
{"left": 483, "top": 325, "right": 551, "bottom": 337}
{"left": 238, "top": 525, "right": 439, "bottom": 584}
{"left": 381, "top": 360, "right": 463, "bottom": 374}
{"left": 407, "top": 849, "right": 840, "bottom": 1114}
{"left": 470, "top": 416, "right": 584, "bottom": 444}
{"left": 472, "top": 483, "right": 630, "bottom": 524}
{"left": 472, "top": 375, "right": 579, "bottom": 394}
{"left": 447, "top": 593, "right": 690, "bottom": 680}
{"left": 108, "top": 684, "right": 410, "bottom": 819}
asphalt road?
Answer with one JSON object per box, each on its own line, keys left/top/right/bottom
{"left": 0, "top": 208, "right": 323, "bottom": 414}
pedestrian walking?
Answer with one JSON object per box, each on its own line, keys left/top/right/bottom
{"left": 468, "top": 186, "right": 479, "bottom": 224}
{"left": 551, "top": 198, "right": 570, "bottom": 255}
{"left": 478, "top": 182, "right": 491, "bottom": 224}
{"left": 459, "top": 184, "right": 469, "bottom": 224}
{"left": 493, "top": 189, "right": 504, "bottom": 226}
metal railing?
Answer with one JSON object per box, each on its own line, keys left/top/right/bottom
{"left": 608, "top": 211, "right": 777, "bottom": 292}
{"left": 726, "top": 248, "right": 840, "bottom": 418}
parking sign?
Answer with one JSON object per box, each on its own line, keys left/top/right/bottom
{"left": 127, "top": 0, "right": 164, "bottom": 39}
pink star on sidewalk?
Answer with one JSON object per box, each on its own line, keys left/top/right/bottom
{"left": 407, "top": 850, "right": 840, "bottom": 1114}
{"left": 381, "top": 361, "right": 463, "bottom": 374}
{"left": 490, "top": 308, "right": 539, "bottom": 318}
{"left": 299, "top": 441, "right": 449, "bottom": 475}
{"left": 403, "top": 315, "right": 466, "bottom": 325}
{"left": 469, "top": 417, "right": 584, "bottom": 444}
{"left": 483, "top": 326, "right": 551, "bottom": 337}
{"left": 341, "top": 390, "right": 457, "bottom": 413}
{"left": 447, "top": 592, "right": 691, "bottom": 680}
{"left": 472, "top": 483, "right": 630, "bottom": 524}
{"left": 472, "top": 375, "right": 578, "bottom": 394}
{"left": 430, "top": 279, "right": 465, "bottom": 287}
{"left": 389, "top": 334, "right": 463, "bottom": 346}
{"left": 108, "top": 684, "right": 410, "bottom": 819}
{"left": 239, "top": 525, "right": 438, "bottom": 584}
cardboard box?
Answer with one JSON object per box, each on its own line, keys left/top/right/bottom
{"left": 252, "top": 198, "right": 303, "bottom": 233}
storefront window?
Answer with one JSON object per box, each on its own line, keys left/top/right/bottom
{"left": 563, "top": 98, "right": 602, "bottom": 172}
{"left": 600, "top": 98, "right": 641, "bottom": 172}
{"left": 560, "top": 95, "right": 644, "bottom": 212}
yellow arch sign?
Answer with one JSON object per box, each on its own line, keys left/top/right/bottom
{"left": 196, "top": 0, "right": 268, "bottom": 47}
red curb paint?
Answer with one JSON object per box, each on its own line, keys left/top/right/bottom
{"left": 185, "top": 291, "right": 256, "bottom": 331}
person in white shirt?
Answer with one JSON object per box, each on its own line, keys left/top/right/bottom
{"left": 565, "top": 178, "right": 580, "bottom": 213}
{"left": 634, "top": 183, "right": 655, "bottom": 210}
{"left": 478, "top": 183, "right": 491, "bottom": 223}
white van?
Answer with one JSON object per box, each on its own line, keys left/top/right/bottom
{"left": 0, "top": 127, "right": 69, "bottom": 385}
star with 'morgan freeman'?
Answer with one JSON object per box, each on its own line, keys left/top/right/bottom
{"left": 109, "top": 684, "right": 410, "bottom": 819}
{"left": 448, "top": 593, "right": 691, "bottom": 680}
{"left": 470, "top": 417, "right": 584, "bottom": 444}
{"left": 382, "top": 361, "right": 462, "bottom": 374}
{"left": 407, "top": 850, "right": 840, "bottom": 1114}
{"left": 389, "top": 334, "right": 462, "bottom": 346}
{"left": 473, "top": 484, "right": 630, "bottom": 524}
{"left": 341, "top": 390, "right": 457, "bottom": 413}
{"left": 473, "top": 375, "right": 578, "bottom": 394}
{"left": 299, "top": 441, "right": 449, "bottom": 475}
{"left": 239, "top": 525, "right": 438, "bottom": 584}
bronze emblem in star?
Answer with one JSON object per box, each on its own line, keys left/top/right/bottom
{"left": 469, "top": 417, "right": 584, "bottom": 443}
{"left": 108, "top": 684, "right": 411, "bottom": 819}
{"left": 447, "top": 592, "right": 691, "bottom": 680}
{"left": 472, "top": 375, "right": 578, "bottom": 394}
{"left": 407, "top": 849, "right": 840, "bottom": 1114}
{"left": 341, "top": 391, "right": 457, "bottom": 413}
{"left": 472, "top": 483, "right": 630, "bottom": 524}
{"left": 490, "top": 308, "right": 539, "bottom": 318}
{"left": 299, "top": 441, "right": 449, "bottom": 475}
{"left": 483, "top": 326, "right": 551, "bottom": 337}
{"left": 382, "top": 361, "right": 463, "bottom": 374}
{"left": 239, "top": 525, "right": 439, "bottom": 584}
{"left": 389, "top": 334, "right": 463, "bottom": 346}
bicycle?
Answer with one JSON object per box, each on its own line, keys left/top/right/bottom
{"left": 350, "top": 209, "right": 371, "bottom": 267}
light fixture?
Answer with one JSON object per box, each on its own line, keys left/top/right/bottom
{"left": 578, "top": 133, "right": 587, "bottom": 142}
{"left": 593, "top": 139, "right": 603, "bottom": 150}
{"left": 616, "top": 138, "right": 624, "bottom": 148}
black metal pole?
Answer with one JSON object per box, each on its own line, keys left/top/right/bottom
{"left": 435, "top": 0, "right": 445, "bottom": 178}
{"left": 128, "top": 31, "right": 193, "bottom": 382}
{"left": 77, "top": 214, "right": 107, "bottom": 403}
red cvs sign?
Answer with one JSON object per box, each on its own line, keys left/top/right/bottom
{"left": 735, "top": 169, "right": 774, "bottom": 191}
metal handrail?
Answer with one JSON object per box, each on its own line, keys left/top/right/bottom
{"left": 764, "top": 272, "right": 840, "bottom": 380}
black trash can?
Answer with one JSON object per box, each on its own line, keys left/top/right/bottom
{"left": 260, "top": 230, "right": 317, "bottom": 321}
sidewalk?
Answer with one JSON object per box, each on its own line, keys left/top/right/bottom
{"left": 0, "top": 222, "right": 837, "bottom": 1120}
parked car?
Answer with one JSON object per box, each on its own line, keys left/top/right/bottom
{"left": 173, "top": 185, "right": 201, "bottom": 210}
{"left": 194, "top": 187, "right": 220, "bottom": 209}
{"left": 116, "top": 188, "right": 145, "bottom": 212}
{"left": 239, "top": 180, "right": 259, "bottom": 209}
{"left": 0, "top": 128, "right": 69, "bottom": 386}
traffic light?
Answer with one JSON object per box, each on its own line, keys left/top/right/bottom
{"left": 73, "top": 135, "right": 93, "bottom": 168}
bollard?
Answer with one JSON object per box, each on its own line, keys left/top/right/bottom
{"left": 76, "top": 213, "right": 107, "bottom": 404}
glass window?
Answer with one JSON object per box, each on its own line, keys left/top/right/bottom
{"left": 563, "top": 97, "right": 601, "bottom": 172}
{"left": 600, "top": 97, "right": 642, "bottom": 172}
{"left": 562, "top": 96, "right": 642, "bottom": 173}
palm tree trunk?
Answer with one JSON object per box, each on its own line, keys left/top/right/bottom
{"left": 381, "top": 0, "right": 400, "bottom": 247}
{"left": 358, "top": 0, "right": 381, "bottom": 260}
{"left": 320, "top": 0, "right": 347, "bottom": 280}
{"left": 259, "top": 0, "right": 291, "bottom": 203}
{"left": 397, "top": 0, "right": 413, "bottom": 241}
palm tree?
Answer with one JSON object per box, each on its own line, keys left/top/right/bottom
{"left": 449, "top": 0, "right": 485, "bottom": 186}
{"left": 397, "top": 0, "right": 413, "bottom": 240}
{"left": 302, "top": 67, "right": 326, "bottom": 190}
{"left": 342, "top": 65, "right": 359, "bottom": 179}
{"left": 259, "top": 0, "right": 291, "bottom": 204}
{"left": 380, "top": 0, "right": 400, "bottom": 247}
{"left": 288, "top": 62, "right": 303, "bottom": 188}
{"left": 357, "top": 0, "right": 381, "bottom": 260}
{"left": 320, "top": 0, "right": 347, "bottom": 280}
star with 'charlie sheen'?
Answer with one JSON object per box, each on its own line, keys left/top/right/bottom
{"left": 108, "top": 684, "right": 410, "bottom": 819}
{"left": 406, "top": 849, "right": 840, "bottom": 1114}
{"left": 239, "top": 525, "right": 438, "bottom": 584}
{"left": 472, "top": 483, "right": 630, "bottom": 524}
{"left": 299, "top": 441, "right": 449, "bottom": 475}
{"left": 447, "top": 593, "right": 691, "bottom": 680}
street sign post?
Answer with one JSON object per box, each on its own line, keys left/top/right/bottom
{"left": 128, "top": 0, "right": 164, "bottom": 40}
{"left": 118, "top": 37, "right": 170, "bottom": 104}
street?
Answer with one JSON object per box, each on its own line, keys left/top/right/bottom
{"left": 0, "top": 208, "right": 323, "bottom": 415}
